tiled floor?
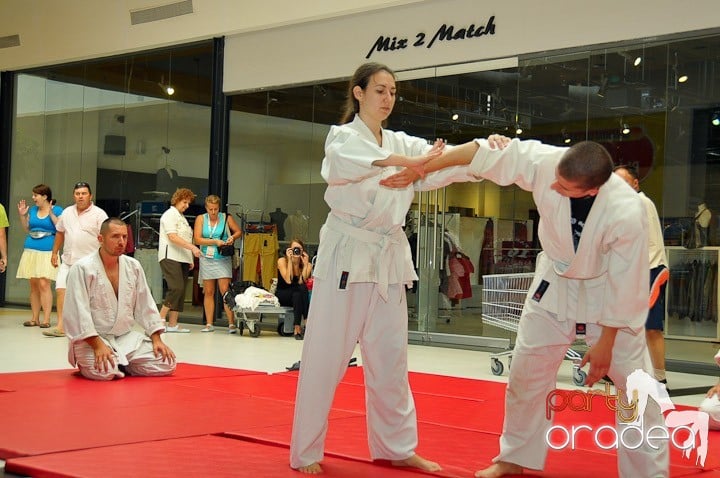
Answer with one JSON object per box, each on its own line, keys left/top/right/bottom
{"left": 0, "top": 305, "right": 718, "bottom": 476}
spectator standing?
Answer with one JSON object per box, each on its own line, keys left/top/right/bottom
{"left": 50, "top": 182, "right": 108, "bottom": 338}
{"left": 158, "top": 188, "right": 200, "bottom": 333}
{"left": 193, "top": 195, "right": 241, "bottom": 333}
{"left": 16, "top": 184, "right": 63, "bottom": 328}
{"left": 614, "top": 164, "right": 670, "bottom": 386}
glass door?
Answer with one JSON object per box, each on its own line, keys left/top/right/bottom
{"left": 397, "top": 60, "right": 522, "bottom": 348}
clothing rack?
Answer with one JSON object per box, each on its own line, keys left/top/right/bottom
{"left": 226, "top": 204, "right": 278, "bottom": 290}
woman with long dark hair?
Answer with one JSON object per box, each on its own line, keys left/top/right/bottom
{"left": 289, "top": 62, "right": 504, "bottom": 474}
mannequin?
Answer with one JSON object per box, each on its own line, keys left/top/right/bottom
{"left": 156, "top": 148, "right": 179, "bottom": 193}
{"left": 697, "top": 203, "right": 712, "bottom": 228}
{"left": 269, "top": 208, "right": 289, "bottom": 240}
{"left": 285, "top": 210, "right": 309, "bottom": 241}
{"left": 695, "top": 202, "right": 712, "bottom": 247}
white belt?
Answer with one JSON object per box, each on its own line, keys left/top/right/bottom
{"left": 325, "top": 214, "right": 405, "bottom": 301}
{"left": 552, "top": 261, "right": 590, "bottom": 324}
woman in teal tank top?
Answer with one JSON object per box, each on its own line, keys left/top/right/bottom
{"left": 193, "top": 195, "right": 242, "bottom": 332}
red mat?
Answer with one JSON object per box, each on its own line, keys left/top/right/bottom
{"left": 0, "top": 362, "right": 262, "bottom": 392}
{"left": 6, "top": 435, "right": 458, "bottom": 478}
{"left": 228, "top": 415, "right": 702, "bottom": 477}
{"left": 2, "top": 364, "right": 718, "bottom": 477}
{"left": 325, "top": 366, "right": 509, "bottom": 401}
{"left": 0, "top": 375, "right": 286, "bottom": 459}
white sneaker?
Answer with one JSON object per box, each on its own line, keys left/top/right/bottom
{"left": 228, "top": 325, "right": 238, "bottom": 335}
{"left": 201, "top": 325, "right": 215, "bottom": 332}
{"left": 165, "top": 325, "right": 190, "bottom": 333}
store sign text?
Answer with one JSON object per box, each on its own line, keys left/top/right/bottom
{"left": 366, "top": 16, "right": 496, "bottom": 59}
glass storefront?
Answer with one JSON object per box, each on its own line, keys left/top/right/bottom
{"left": 226, "top": 34, "right": 720, "bottom": 358}
{"left": 4, "top": 30, "right": 720, "bottom": 363}
{"left": 6, "top": 42, "right": 214, "bottom": 318}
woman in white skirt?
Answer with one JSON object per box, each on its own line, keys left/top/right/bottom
{"left": 16, "top": 184, "right": 63, "bottom": 329}
{"left": 193, "top": 195, "right": 241, "bottom": 332}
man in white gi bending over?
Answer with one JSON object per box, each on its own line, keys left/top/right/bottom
{"left": 383, "top": 139, "right": 668, "bottom": 478}
{"left": 63, "top": 217, "right": 176, "bottom": 381}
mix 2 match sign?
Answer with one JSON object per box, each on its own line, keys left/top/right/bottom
{"left": 365, "top": 16, "right": 497, "bottom": 59}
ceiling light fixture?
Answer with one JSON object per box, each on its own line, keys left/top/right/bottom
{"left": 561, "top": 128, "right": 571, "bottom": 144}
{"left": 633, "top": 56, "right": 642, "bottom": 67}
{"left": 622, "top": 123, "right": 631, "bottom": 135}
{"left": 515, "top": 126, "right": 523, "bottom": 135}
{"left": 712, "top": 113, "right": 720, "bottom": 127}
{"left": 678, "top": 75, "right": 689, "bottom": 83}
{"left": 158, "top": 74, "right": 174, "bottom": 96}
{"left": 451, "top": 113, "right": 459, "bottom": 121}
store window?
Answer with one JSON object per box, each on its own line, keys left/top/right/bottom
{"left": 227, "top": 85, "right": 340, "bottom": 289}
{"left": 227, "top": 32, "right": 720, "bottom": 352}
{"left": 6, "top": 42, "right": 214, "bottom": 319}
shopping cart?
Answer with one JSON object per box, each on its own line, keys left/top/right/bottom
{"left": 481, "top": 272, "right": 587, "bottom": 386}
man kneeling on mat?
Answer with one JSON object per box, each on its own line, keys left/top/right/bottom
{"left": 63, "top": 217, "right": 176, "bottom": 381}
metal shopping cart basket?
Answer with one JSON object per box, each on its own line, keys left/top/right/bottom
{"left": 481, "top": 273, "right": 587, "bottom": 386}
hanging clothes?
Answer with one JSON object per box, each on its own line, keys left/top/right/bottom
{"left": 242, "top": 224, "right": 278, "bottom": 291}
{"left": 479, "top": 218, "right": 494, "bottom": 279}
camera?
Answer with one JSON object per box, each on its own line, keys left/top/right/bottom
{"left": 292, "top": 247, "right": 302, "bottom": 256}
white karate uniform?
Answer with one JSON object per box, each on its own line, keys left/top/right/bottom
{"left": 468, "top": 139, "right": 668, "bottom": 477}
{"left": 699, "top": 351, "right": 720, "bottom": 429}
{"left": 639, "top": 191, "right": 668, "bottom": 270}
{"left": 63, "top": 251, "right": 174, "bottom": 381}
{"left": 290, "top": 115, "right": 478, "bottom": 469}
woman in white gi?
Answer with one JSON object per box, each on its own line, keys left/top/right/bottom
{"left": 64, "top": 218, "right": 176, "bottom": 380}
{"left": 383, "top": 140, "right": 669, "bottom": 478}
{"left": 289, "top": 62, "right": 504, "bottom": 474}
{"left": 193, "top": 195, "right": 241, "bottom": 333}
{"left": 158, "top": 188, "right": 201, "bottom": 333}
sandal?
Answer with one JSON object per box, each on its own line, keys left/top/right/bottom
{"left": 39, "top": 323, "right": 51, "bottom": 328}
{"left": 23, "top": 320, "right": 39, "bottom": 327}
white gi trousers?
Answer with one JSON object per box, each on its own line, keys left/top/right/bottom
{"left": 496, "top": 296, "right": 669, "bottom": 478}
{"left": 73, "top": 331, "right": 176, "bottom": 381}
{"left": 290, "top": 279, "right": 417, "bottom": 468}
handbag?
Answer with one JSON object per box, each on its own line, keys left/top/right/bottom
{"left": 218, "top": 213, "right": 235, "bottom": 256}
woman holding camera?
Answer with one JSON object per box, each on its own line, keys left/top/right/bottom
{"left": 193, "top": 195, "right": 241, "bottom": 333}
{"left": 276, "top": 238, "right": 312, "bottom": 340}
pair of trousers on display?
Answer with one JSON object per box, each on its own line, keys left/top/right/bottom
{"left": 242, "top": 232, "right": 278, "bottom": 290}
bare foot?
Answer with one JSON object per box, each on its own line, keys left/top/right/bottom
{"left": 475, "top": 461, "right": 523, "bottom": 478}
{"left": 295, "top": 463, "right": 322, "bottom": 474}
{"left": 391, "top": 454, "right": 441, "bottom": 472}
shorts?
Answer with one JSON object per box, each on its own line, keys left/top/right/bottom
{"left": 55, "top": 262, "right": 72, "bottom": 289}
{"left": 646, "top": 265, "right": 667, "bottom": 331}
